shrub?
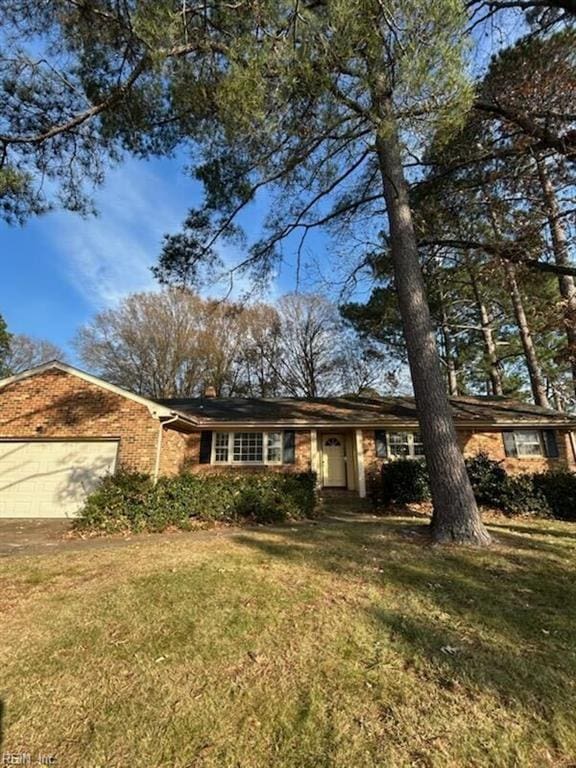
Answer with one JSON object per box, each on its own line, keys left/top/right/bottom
{"left": 75, "top": 471, "right": 318, "bottom": 533}
{"left": 378, "top": 459, "right": 431, "bottom": 505}
{"left": 498, "top": 474, "right": 550, "bottom": 517}
{"left": 370, "top": 451, "right": 556, "bottom": 518}
{"left": 465, "top": 453, "right": 507, "bottom": 508}
{"left": 75, "top": 472, "right": 155, "bottom": 534}
{"left": 533, "top": 471, "right": 576, "bottom": 521}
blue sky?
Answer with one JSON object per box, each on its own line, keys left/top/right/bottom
{"left": 0, "top": 155, "right": 314, "bottom": 364}
{"left": 0, "top": 11, "right": 522, "bottom": 368}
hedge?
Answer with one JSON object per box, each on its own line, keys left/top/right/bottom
{"left": 75, "top": 471, "right": 318, "bottom": 534}
{"left": 370, "top": 452, "right": 576, "bottom": 520}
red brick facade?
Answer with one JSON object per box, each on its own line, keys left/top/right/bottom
{"left": 1, "top": 368, "right": 574, "bottom": 495}
{"left": 362, "top": 427, "right": 576, "bottom": 480}
{"left": 183, "top": 429, "right": 312, "bottom": 474}
{"left": 0, "top": 369, "right": 163, "bottom": 475}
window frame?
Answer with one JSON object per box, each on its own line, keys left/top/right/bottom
{"left": 509, "top": 429, "right": 546, "bottom": 458}
{"left": 387, "top": 430, "right": 424, "bottom": 460}
{"left": 211, "top": 431, "right": 284, "bottom": 466}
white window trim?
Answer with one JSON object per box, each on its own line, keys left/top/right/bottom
{"left": 510, "top": 429, "right": 545, "bottom": 459}
{"left": 211, "top": 431, "right": 284, "bottom": 466}
{"left": 386, "top": 431, "right": 424, "bottom": 460}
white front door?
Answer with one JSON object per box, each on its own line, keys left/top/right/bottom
{"left": 322, "top": 434, "right": 347, "bottom": 487}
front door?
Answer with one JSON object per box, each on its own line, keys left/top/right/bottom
{"left": 322, "top": 434, "right": 347, "bottom": 487}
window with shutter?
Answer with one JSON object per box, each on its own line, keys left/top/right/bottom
{"left": 210, "top": 431, "right": 287, "bottom": 464}
{"left": 503, "top": 430, "right": 546, "bottom": 458}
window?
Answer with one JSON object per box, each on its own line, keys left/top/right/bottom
{"left": 267, "top": 432, "right": 283, "bottom": 463}
{"left": 214, "top": 432, "right": 229, "bottom": 463}
{"left": 513, "top": 430, "right": 543, "bottom": 457}
{"left": 503, "top": 429, "right": 549, "bottom": 458}
{"left": 233, "top": 432, "right": 263, "bottom": 463}
{"left": 388, "top": 431, "right": 424, "bottom": 459}
{"left": 213, "top": 432, "right": 284, "bottom": 464}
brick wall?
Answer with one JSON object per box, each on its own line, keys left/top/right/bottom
{"left": 183, "top": 428, "right": 312, "bottom": 474}
{"left": 0, "top": 369, "right": 161, "bottom": 474}
{"left": 458, "top": 429, "right": 576, "bottom": 473}
{"left": 158, "top": 427, "right": 189, "bottom": 476}
{"left": 362, "top": 426, "right": 576, "bottom": 481}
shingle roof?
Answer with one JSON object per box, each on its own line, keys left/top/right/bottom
{"left": 159, "top": 394, "right": 575, "bottom": 427}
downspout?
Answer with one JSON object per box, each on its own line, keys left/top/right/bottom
{"left": 153, "top": 414, "right": 180, "bottom": 484}
{"left": 569, "top": 430, "right": 576, "bottom": 468}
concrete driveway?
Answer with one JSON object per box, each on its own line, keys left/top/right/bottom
{"left": 0, "top": 518, "right": 243, "bottom": 558}
{"left": 0, "top": 516, "right": 330, "bottom": 559}
{"left": 0, "top": 518, "right": 75, "bottom": 557}
{"left": 0, "top": 518, "right": 152, "bottom": 558}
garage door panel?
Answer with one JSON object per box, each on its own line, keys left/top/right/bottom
{"left": 0, "top": 441, "right": 118, "bottom": 518}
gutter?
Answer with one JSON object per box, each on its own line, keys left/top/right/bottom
{"left": 152, "top": 413, "right": 180, "bottom": 484}
{"left": 187, "top": 419, "right": 576, "bottom": 430}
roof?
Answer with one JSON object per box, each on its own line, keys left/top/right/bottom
{"left": 158, "top": 394, "right": 576, "bottom": 428}
{"left": 0, "top": 361, "right": 198, "bottom": 428}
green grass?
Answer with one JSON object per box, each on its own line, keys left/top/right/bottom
{"left": 1, "top": 513, "right": 576, "bottom": 767}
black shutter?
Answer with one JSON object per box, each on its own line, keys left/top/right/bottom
{"left": 283, "top": 430, "right": 296, "bottom": 464}
{"left": 199, "top": 431, "right": 213, "bottom": 464}
{"left": 375, "top": 430, "right": 388, "bottom": 458}
{"left": 502, "top": 431, "right": 517, "bottom": 457}
{"left": 542, "top": 429, "right": 559, "bottom": 458}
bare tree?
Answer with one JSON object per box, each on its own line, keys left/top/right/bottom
{"left": 75, "top": 289, "right": 251, "bottom": 398}
{"left": 271, "top": 294, "right": 346, "bottom": 398}
{"left": 239, "top": 304, "right": 284, "bottom": 397}
{"left": 4, "top": 334, "right": 66, "bottom": 374}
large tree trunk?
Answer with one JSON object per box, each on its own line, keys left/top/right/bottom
{"left": 502, "top": 260, "right": 551, "bottom": 408}
{"left": 537, "top": 156, "right": 576, "bottom": 399}
{"left": 469, "top": 268, "right": 504, "bottom": 396}
{"left": 375, "top": 100, "right": 490, "bottom": 546}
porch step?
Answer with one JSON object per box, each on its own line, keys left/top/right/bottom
{"left": 318, "top": 490, "right": 372, "bottom": 514}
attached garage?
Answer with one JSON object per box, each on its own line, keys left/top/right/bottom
{"left": 0, "top": 362, "right": 197, "bottom": 518}
{"left": 0, "top": 440, "right": 119, "bottom": 518}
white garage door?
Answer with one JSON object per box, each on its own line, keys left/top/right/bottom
{"left": 0, "top": 440, "right": 118, "bottom": 518}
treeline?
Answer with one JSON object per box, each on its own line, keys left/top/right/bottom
{"left": 344, "top": 30, "right": 576, "bottom": 410}
{"left": 75, "top": 289, "right": 390, "bottom": 400}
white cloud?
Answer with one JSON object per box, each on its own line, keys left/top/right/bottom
{"left": 50, "top": 159, "right": 193, "bottom": 308}
{"left": 49, "top": 158, "right": 279, "bottom": 309}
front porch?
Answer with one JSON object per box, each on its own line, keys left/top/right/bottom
{"left": 311, "top": 429, "right": 366, "bottom": 498}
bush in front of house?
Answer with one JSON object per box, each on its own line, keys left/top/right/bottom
{"left": 76, "top": 471, "right": 156, "bottom": 533}
{"left": 464, "top": 452, "right": 550, "bottom": 516}
{"left": 75, "top": 471, "right": 318, "bottom": 533}
{"left": 377, "top": 458, "right": 431, "bottom": 505}
{"left": 497, "top": 474, "right": 550, "bottom": 517}
{"left": 465, "top": 453, "right": 508, "bottom": 508}
{"left": 371, "top": 452, "right": 564, "bottom": 519}
{"left": 532, "top": 470, "right": 576, "bottom": 521}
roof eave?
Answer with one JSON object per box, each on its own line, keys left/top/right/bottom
{"left": 189, "top": 418, "right": 576, "bottom": 429}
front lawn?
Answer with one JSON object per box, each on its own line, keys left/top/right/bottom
{"left": 1, "top": 514, "right": 576, "bottom": 767}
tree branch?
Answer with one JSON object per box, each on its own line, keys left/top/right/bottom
{"left": 420, "top": 237, "right": 576, "bottom": 276}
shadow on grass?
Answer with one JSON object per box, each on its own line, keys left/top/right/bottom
{"left": 236, "top": 514, "right": 576, "bottom": 715}
{"left": 488, "top": 519, "right": 576, "bottom": 541}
